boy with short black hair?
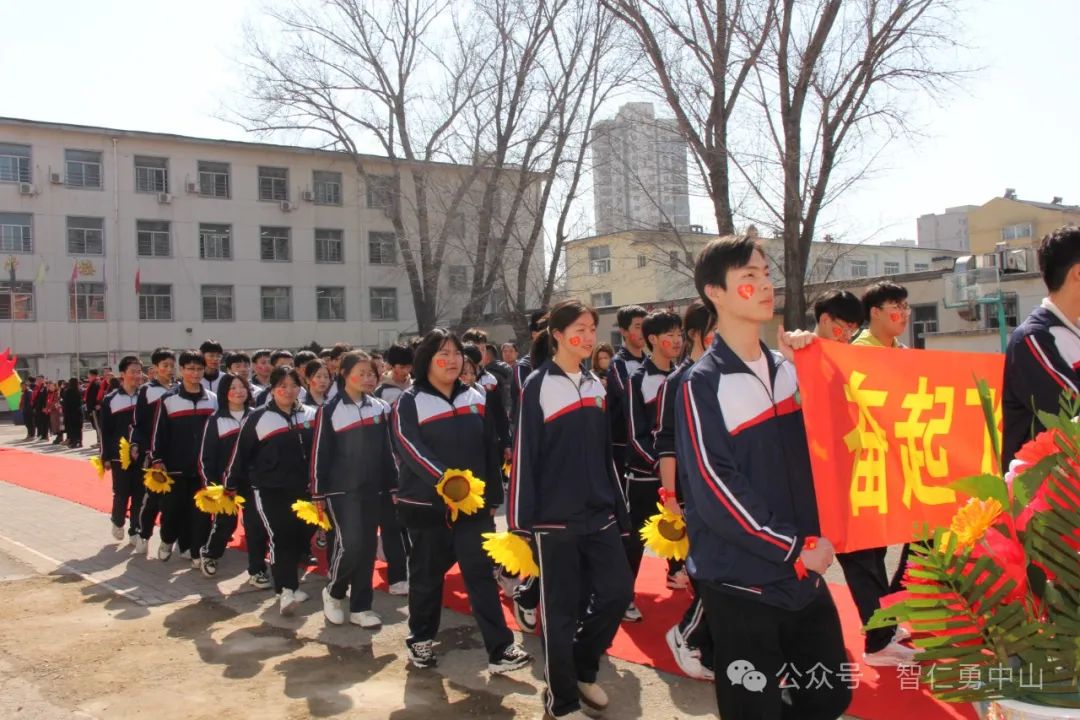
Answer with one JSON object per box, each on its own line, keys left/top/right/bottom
{"left": 252, "top": 350, "right": 273, "bottom": 390}
{"left": 101, "top": 355, "right": 144, "bottom": 544}
{"left": 200, "top": 340, "right": 225, "bottom": 394}
{"left": 131, "top": 347, "right": 176, "bottom": 554}
{"left": 853, "top": 282, "right": 909, "bottom": 348}
{"left": 225, "top": 352, "right": 251, "bottom": 383}
{"left": 374, "top": 344, "right": 414, "bottom": 405}
{"left": 813, "top": 290, "right": 864, "bottom": 343}
{"left": 675, "top": 235, "right": 850, "bottom": 719}
{"left": 270, "top": 349, "right": 294, "bottom": 368}
{"left": 607, "top": 305, "right": 649, "bottom": 516}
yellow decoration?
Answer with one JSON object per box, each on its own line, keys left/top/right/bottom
{"left": 640, "top": 503, "right": 690, "bottom": 561}
{"left": 194, "top": 485, "right": 246, "bottom": 516}
{"left": 947, "top": 497, "right": 1004, "bottom": 548}
{"left": 119, "top": 437, "right": 133, "bottom": 470}
{"left": 292, "top": 500, "right": 332, "bottom": 531}
{"left": 143, "top": 467, "right": 175, "bottom": 494}
{"left": 435, "top": 468, "right": 486, "bottom": 521}
{"left": 481, "top": 531, "right": 539, "bottom": 579}
{"left": 89, "top": 456, "right": 106, "bottom": 480}
{"left": 502, "top": 461, "right": 512, "bottom": 477}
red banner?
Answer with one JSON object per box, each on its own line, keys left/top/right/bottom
{"left": 794, "top": 341, "right": 1004, "bottom": 553}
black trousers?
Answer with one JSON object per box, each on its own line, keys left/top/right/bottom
{"left": 378, "top": 492, "right": 408, "bottom": 585}
{"left": 324, "top": 489, "right": 380, "bottom": 611}
{"left": 678, "top": 577, "right": 713, "bottom": 667}
{"left": 252, "top": 487, "right": 314, "bottom": 593}
{"left": 201, "top": 500, "right": 269, "bottom": 576}
{"left": 702, "top": 585, "right": 852, "bottom": 720}
{"left": 836, "top": 545, "right": 909, "bottom": 653}
{"left": 622, "top": 476, "right": 660, "bottom": 583}
{"left": 160, "top": 473, "right": 211, "bottom": 555}
{"left": 110, "top": 461, "right": 144, "bottom": 536}
{"left": 138, "top": 480, "right": 163, "bottom": 541}
{"left": 404, "top": 510, "right": 513, "bottom": 661}
{"left": 64, "top": 411, "right": 82, "bottom": 444}
{"left": 536, "top": 524, "right": 634, "bottom": 717}
{"left": 34, "top": 410, "right": 49, "bottom": 439}
{"left": 23, "top": 407, "right": 35, "bottom": 437}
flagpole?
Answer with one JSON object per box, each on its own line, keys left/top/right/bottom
{"left": 72, "top": 263, "right": 80, "bottom": 375}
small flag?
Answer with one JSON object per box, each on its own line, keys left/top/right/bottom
{"left": 34, "top": 259, "right": 47, "bottom": 285}
{"left": 135, "top": 267, "right": 141, "bottom": 295}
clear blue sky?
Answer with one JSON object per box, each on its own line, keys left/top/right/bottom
{"left": 1, "top": 0, "right": 1076, "bottom": 243}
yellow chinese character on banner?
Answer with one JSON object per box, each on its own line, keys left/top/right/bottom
{"left": 965, "top": 387, "right": 1003, "bottom": 475}
{"left": 895, "top": 377, "right": 957, "bottom": 509}
{"left": 843, "top": 371, "right": 890, "bottom": 516}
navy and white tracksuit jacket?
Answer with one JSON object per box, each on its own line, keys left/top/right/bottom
{"left": 99, "top": 386, "right": 138, "bottom": 463}
{"left": 510, "top": 356, "right": 534, "bottom": 425}
{"left": 508, "top": 360, "right": 630, "bottom": 534}
{"left": 198, "top": 409, "right": 248, "bottom": 488}
{"left": 373, "top": 380, "right": 409, "bottom": 406}
{"left": 654, "top": 358, "right": 692, "bottom": 468}
{"left": 1003, "top": 299, "right": 1080, "bottom": 466}
{"left": 608, "top": 346, "right": 647, "bottom": 453}
{"left": 391, "top": 381, "right": 503, "bottom": 522}
{"left": 223, "top": 403, "right": 318, "bottom": 492}
{"left": 674, "top": 336, "right": 822, "bottom": 611}
{"left": 310, "top": 393, "right": 396, "bottom": 497}
{"left": 626, "top": 358, "right": 672, "bottom": 478}
{"left": 149, "top": 386, "right": 218, "bottom": 476}
{"left": 130, "top": 379, "right": 174, "bottom": 453}
{"left": 478, "top": 370, "right": 512, "bottom": 453}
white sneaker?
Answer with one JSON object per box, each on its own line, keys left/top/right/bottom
{"left": 293, "top": 589, "right": 309, "bottom": 604}
{"left": 157, "top": 541, "right": 173, "bottom": 562}
{"left": 665, "top": 625, "right": 714, "bottom": 680}
{"left": 179, "top": 549, "right": 191, "bottom": 560}
{"left": 110, "top": 523, "right": 124, "bottom": 541}
{"left": 134, "top": 537, "right": 148, "bottom": 554}
{"left": 577, "top": 682, "right": 609, "bottom": 710}
{"left": 322, "top": 587, "right": 346, "bottom": 625}
{"left": 388, "top": 580, "right": 409, "bottom": 596}
{"left": 864, "top": 641, "right": 919, "bottom": 667}
{"left": 495, "top": 568, "right": 519, "bottom": 598}
{"left": 247, "top": 570, "right": 272, "bottom": 589}
{"left": 350, "top": 610, "right": 382, "bottom": 629}
{"left": 279, "top": 588, "right": 299, "bottom": 616}
{"left": 622, "top": 602, "right": 643, "bottom": 623}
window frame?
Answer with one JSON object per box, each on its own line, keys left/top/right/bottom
{"left": 259, "top": 226, "right": 292, "bottom": 262}
{"left": 198, "top": 223, "right": 233, "bottom": 260}
{"left": 368, "top": 231, "right": 397, "bottom": 265}
{"left": 590, "top": 291, "right": 613, "bottom": 307}
{"left": 366, "top": 175, "right": 395, "bottom": 209}
{"left": 883, "top": 261, "right": 901, "bottom": 275}
{"left": 260, "top": 285, "right": 293, "bottom": 321}
{"left": 258, "top": 166, "right": 289, "bottom": 202}
{"left": 66, "top": 216, "right": 105, "bottom": 256}
{"left": 369, "top": 286, "right": 398, "bottom": 321}
{"left": 138, "top": 283, "right": 173, "bottom": 321}
{"left": 136, "top": 219, "right": 171, "bottom": 258}
{"left": 134, "top": 155, "right": 169, "bottom": 194}
{"left": 850, "top": 259, "right": 869, "bottom": 278}
{"left": 316, "top": 286, "right": 346, "bottom": 321}
{"left": 65, "top": 149, "right": 104, "bottom": 189}
{"left": 200, "top": 284, "right": 234, "bottom": 321}
{"left": 198, "top": 160, "right": 231, "bottom": 198}
{"left": 0, "top": 143, "right": 31, "bottom": 184}
{"left": 0, "top": 212, "right": 33, "bottom": 253}
{"left": 0, "top": 280, "right": 34, "bottom": 321}
{"left": 69, "top": 281, "right": 106, "bottom": 321}
{"left": 313, "top": 171, "right": 343, "bottom": 206}
{"left": 314, "top": 228, "right": 344, "bottom": 264}
{"left": 588, "top": 245, "right": 611, "bottom": 275}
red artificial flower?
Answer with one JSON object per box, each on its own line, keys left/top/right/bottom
{"left": 967, "top": 528, "right": 1029, "bottom": 607}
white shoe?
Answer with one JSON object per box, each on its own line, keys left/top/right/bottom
{"left": 279, "top": 588, "right": 299, "bottom": 616}
{"left": 495, "top": 568, "right": 519, "bottom": 598}
{"left": 247, "top": 570, "right": 272, "bottom": 589}
{"left": 622, "top": 602, "right": 643, "bottom": 623}
{"left": 293, "top": 589, "right": 309, "bottom": 604}
{"left": 110, "top": 523, "right": 124, "bottom": 541}
{"left": 388, "top": 580, "right": 409, "bottom": 596}
{"left": 157, "top": 541, "right": 173, "bottom": 561}
{"left": 179, "top": 549, "right": 191, "bottom": 560}
{"left": 322, "top": 587, "right": 346, "bottom": 625}
{"left": 665, "top": 625, "right": 714, "bottom": 680}
{"left": 864, "top": 641, "right": 919, "bottom": 667}
{"left": 350, "top": 610, "right": 382, "bottom": 629}
{"left": 577, "top": 682, "right": 609, "bottom": 710}
{"left": 134, "top": 537, "right": 148, "bottom": 554}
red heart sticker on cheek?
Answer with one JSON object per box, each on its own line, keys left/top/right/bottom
{"left": 661, "top": 340, "right": 671, "bottom": 349}
{"left": 737, "top": 284, "right": 755, "bottom": 300}
{"left": 436, "top": 359, "right": 447, "bottom": 368}
{"left": 832, "top": 327, "right": 843, "bottom": 339}
{"left": 569, "top": 336, "right": 581, "bottom": 346}
{"left": 889, "top": 312, "right": 902, "bottom": 323}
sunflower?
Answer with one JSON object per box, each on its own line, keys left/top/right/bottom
{"left": 89, "top": 456, "right": 106, "bottom": 480}
{"left": 436, "top": 468, "right": 486, "bottom": 521}
{"left": 118, "top": 437, "right": 133, "bottom": 470}
{"left": 195, "top": 485, "right": 227, "bottom": 514}
{"left": 946, "top": 497, "right": 1004, "bottom": 548}
{"left": 640, "top": 503, "right": 689, "bottom": 561}
{"left": 481, "top": 531, "right": 539, "bottom": 578}
{"left": 143, "top": 467, "right": 175, "bottom": 494}
{"left": 502, "top": 461, "right": 512, "bottom": 478}
{"left": 292, "top": 500, "right": 332, "bottom": 530}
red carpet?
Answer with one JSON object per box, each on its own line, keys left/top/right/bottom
{"left": 0, "top": 445, "right": 976, "bottom": 720}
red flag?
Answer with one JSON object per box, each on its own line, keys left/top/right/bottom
{"left": 135, "top": 267, "right": 141, "bottom": 295}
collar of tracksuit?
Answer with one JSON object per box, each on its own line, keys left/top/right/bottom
{"left": 708, "top": 333, "right": 779, "bottom": 385}
{"left": 177, "top": 385, "right": 210, "bottom": 403}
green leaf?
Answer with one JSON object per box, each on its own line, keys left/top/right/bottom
{"left": 974, "top": 377, "right": 1002, "bottom": 473}
{"left": 948, "top": 473, "right": 1009, "bottom": 506}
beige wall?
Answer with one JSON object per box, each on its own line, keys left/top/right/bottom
{"left": 968, "top": 197, "right": 1080, "bottom": 256}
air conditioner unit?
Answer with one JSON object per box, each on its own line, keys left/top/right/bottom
{"left": 49, "top": 172, "right": 62, "bottom": 185}
{"left": 301, "top": 190, "right": 315, "bottom": 202}
{"left": 157, "top": 192, "right": 173, "bottom": 204}
{"left": 279, "top": 200, "right": 294, "bottom": 212}
{"left": 18, "top": 182, "right": 36, "bottom": 196}
{"left": 186, "top": 181, "right": 199, "bottom": 194}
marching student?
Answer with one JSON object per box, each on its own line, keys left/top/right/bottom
{"left": 20, "top": 378, "right": 36, "bottom": 440}
{"left": 312, "top": 351, "right": 398, "bottom": 629}
{"left": 225, "top": 352, "right": 252, "bottom": 384}
{"left": 624, "top": 309, "right": 685, "bottom": 622}
{"left": 148, "top": 350, "right": 218, "bottom": 563}
{"left": 200, "top": 339, "right": 225, "bottom": 394}
{"left": 100, "top": 356, "right": 143, "bottom": 543}
{"left": 607, "top": 305, "right": 649, "bottom": 491}
{"left": 61, "top": 377, "right": 84, "bottom": 448}
{"left": 812, "top": 290, "right": 864, "bottom": 343}
{"left": 483, "top": 343, "right": 514, "bottom": 417}
{"left": 270, "top": 349, "right": 294, "bottom": 368}
{"left": 84, "top": 369, "right": 103, "bottom": 447}
{"left": 852, "top": 281, "right": 909, "bottom": 348}
{"left": 252, "top": 351, "right": 297, "bottom": 407}
{"left": 675, "top": 235, "right": 850, "bottom": 719}
{"left": 464, "top": 343, "right": 512, "bottom": 462}
{"left": 301, "top": 358, "right": 332, "bottom": 408}
{"left": 224, "top": 366, "right": 318, "bottom": 615}
{"left": 510, "top": 299, "right": 633, "bottom": 719}
{"left": 501, "top": 341, "right": 518, "bottom": 366}
{"left": 32, "top": 374, "right": 49, "bottom": 442}
{"left": 251, "top": 349, "right": 273, "bottom": 391}
{"left": 324, "top": 343, "right": 351, "bottom": 400}
{"left": 392, "top": 328, "right": 531, "bottom": 673}
{"left": 197, "top": 373, "right": 271, "bottom": 588}
{"left": 373, "top": 343, "right": 414, "bottom": 405}
{"left": 132, "top": 348, "right": 176, "bottom": 554}
{"left": 510, "top": 311, "right": 548, "bottom": 423}
{"left": 655, "top": 300, "right": 715, "bottom": 681}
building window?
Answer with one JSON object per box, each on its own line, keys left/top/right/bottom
{"left": 447, "top": 212, "right": 466, "bottom": 239}
{"left": 136, "top": 220, "right": 171, "bottom": 257}
{"left": 71, "top": 353, "right": 108, "bottom": 379}
{"left": 0, "top": 281, "right": 34, "bottom": 320}
{"left": 0, "top": 143, "right": 31, "bottom": 183}
{"left": 914, "top": 262, "right": 929, "bottom": 272}
{"left": 637, "top": 254, "right": 647, "bottom": 268}
{"left": 314, "top": 228, "right": 344, "bottom": 263}
{"left": 201, "top": 285, "right": 233, "bottom": 321}
{"left": 591, "top": 292, "right": 613, "bottom": 307}
{"left": 448, "top": 265, "right": 468, "bottom": 291}
{"left": 134, "top": 155, "right": 168, "bottom": 193}
{"left": 1001, "top": 223, "right": 1033, "bottom": 241}
{"left": 69, "top": 281, "right": 106, "bottom": 321}
{"left": 67, "top": 217, "right": 105, "bottom": 255}
{"left": 259, "top": 226, "right": 291, "bottom": 262}
{"left": 589, "top": 245, "right": 611, "bottom": 274}
{"left": 198, "top": 160, "right": 230, "bottom": 198}
{"left": 313, "top": 171, "right": 342, "bottom": 206}
{"left": 0, "top": 212, "right": 32, "bottom": 253}
{"left": 369, "top": 231, "right": 397, "bottom": 265}
{"left": 669, "top": 251, "right": 679, "bottom": 269}
{"left": 261, "top": 286, "right": 292, "bottom": 321}
{"left": 986, "top": 293, "right": 1019, "bottom": 330}
{"left": 850, "top": 259, "right": 868, "bottom": 278}
{"left": 258, "top": 166, "right": 289, "bottom": 202}
{"left": 884, "top": 261, "right": 900, "bottom": 275}
{"left": 65, "top": 149, "right": 103, "bottom": 189}
{"left": 138, "top": 283, "right": 172, "bottom": 321}
{"left": 366, "top": 175, "right": 395, "bottom": 209}
{"left": 199, "top": 223, "right": 232, "bottom": 260}
{"left": 370, "top": 287, "right": 398, "bottom": 321}
{"left": 911, "top": 304, "right": 938, "bottom": 350}
{"left": 487, "top": 285, "right": 509, "bottom": 315}
{"left": 317, "top": 286, "right": 345, "bottom": 321}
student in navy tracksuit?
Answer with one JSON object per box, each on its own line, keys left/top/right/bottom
{"left": 312, "top": 351, "right": 397, "bottom": 629}
{"left": 301, "top": 358, "right": 332, "bottom": 408}
{"left": 625, "top": 309, "right": 685, "bottom": 618}
{"left": 464, "top": 343, "right": 512, "bottom": 459}
{"left": 674, "top": 236, "right": 849, "bottom": 720}
{"left": 607, "top": 305, "right": 648, "bottom": 483}
{"left": 100, "top": 356, "right": 144, "bottom": 542}
{"left": 373, "top": 343, "right": 413, "bottom": 405}
{"left": 132, "top": 348, "right": 175, "bottom": 554}
{"left": 510, "top": 300, "right": 633, "bottom": 719}
{"left": 392, "top": 329, "right": 531, "bottom": 673}
{"left": 224, "top": 366, "right": 317, "bottom": 615}
{"left": 148, "top": 350, "right": 218, "bottom": 563}
{"left": 200, "top": 339, "right": 225, "bottom": 395}
{"left": 197, "top": 373, "right": 270, "bottom": 588}
{"left": 509, "top": 310, "right": 548, "bottom": 426}
{"left": 654, "top": 300, "right": 715, "bottom": 680}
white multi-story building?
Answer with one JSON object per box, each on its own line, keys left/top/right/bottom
{"left": 0, "top": 118, "right": 541, "bottom": 378}
{"left": 591, "top": 103, "right": 690, "bottom": 236}
{"left": 917, "top": 205, "right": 977, "bottom": 252}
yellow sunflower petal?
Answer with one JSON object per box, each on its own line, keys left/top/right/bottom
{"left": 640, "top": 503, "right": 689, "bottom": 561}
{"left": 143, "top": 468, "right": 175, "bottom": 494}
{"left": 89, "top": 456, "right": 106, "bottom": 480}
{"left": 194, "top": 485, "right": 227, "bottom": 514}
{"left": 481, "top": 531, "right": 539, "bottom": 579}
{"left": 292, "top": 500, "right": 332, "bottom": 531}
{"left": 436, "top": 468, "right": 486, "bottom": 521}
{"left": 948, "top": 497, "right": 1003, "bottom": 548}
{"left": 218, "top": 493, "right": 244, "bottom": 516}
{"left": 118, "top": 437, "right": 133, "bottom": 470}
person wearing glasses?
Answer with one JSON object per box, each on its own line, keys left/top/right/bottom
{"left": 852, "top": 282, "right": 910, "bottom": 348}
{"left": 812, "top": 290, "right": 864, "bottom": 343}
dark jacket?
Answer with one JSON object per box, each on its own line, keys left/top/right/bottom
{"left": 510, "top": 356, "right": 533, "bottom": 425}
{"left": 149, "top": 385, "right": 217, "bottom": 476}
{"left": 224, "top": 403, "right": 317, "bottom": 492}
{"left": 674, "top": 336, "right": 822, "bottom": 611}
{"left": 130, "top": 379, "right": 174, "bottom": 452}
{"left": 198, "top": 408, "right": 248, "bottom": 488}
{"left": 478, "top": 370, "right": 512, "bottom": 452}
{"left": 508, "top": 360, "right": 629, "bottom": 534}
{"left": 626, "top": 358, "right": 672, "bottom": 476}
{"left": 99, "top": 385, "right": 138, "bottom": 463}
{"left": 608, "top": 346, "right": 647, "bottom": 447}
{"left": 310, "top": 392, "right": 395, "bottom": 497}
